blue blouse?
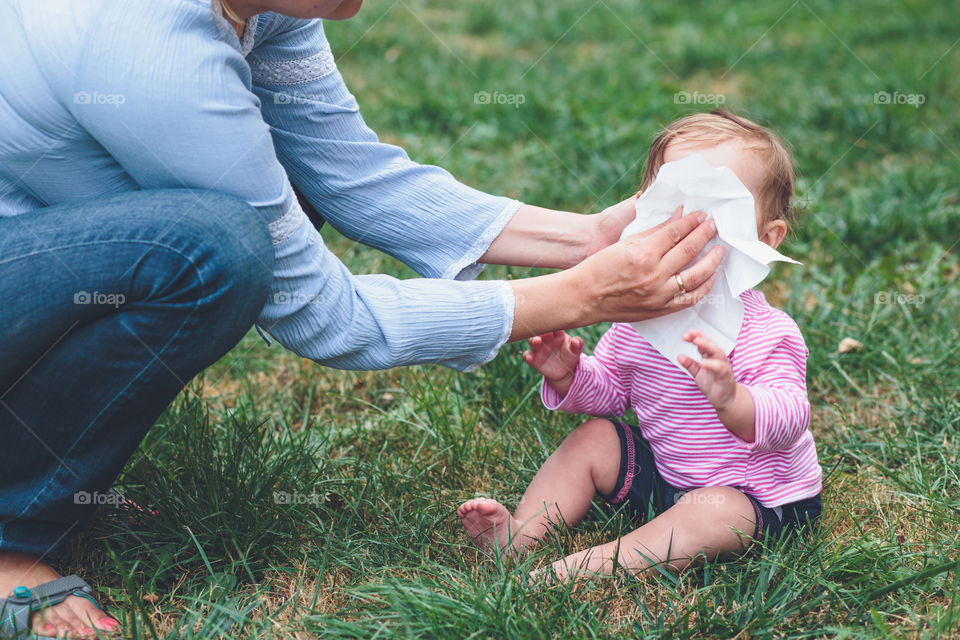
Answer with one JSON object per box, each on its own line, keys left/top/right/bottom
{"left": 0, "top": 0, "right": 520, "bottom": 370}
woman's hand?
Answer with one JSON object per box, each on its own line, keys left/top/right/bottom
{"left": 479, "top": 195, "right": 639, "bottom": 269}
{"left": 522, "top": 330, "right": 583, "bottom": 397}
{"left": 575, "top": 207, "right": 723, "bottom": 323}
{"left": 585, "top": 194, "right": 642, "bottom": 257}
{"left": 507, "top": 209, "right": 723, "bottom": 341}
{"left": 478, "top": 194, "right": 641, "bottom": 270}
{"left": 479, "top": 193, "right": 669, "bottom": 269}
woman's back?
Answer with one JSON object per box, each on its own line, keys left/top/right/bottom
{"left": 0, "top": 0, "right": 275, "bottom": 216}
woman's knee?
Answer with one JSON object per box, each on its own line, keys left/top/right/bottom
{"left": 112, "top": 189, "right": 275, "bottom": 346}
{"left": 165, "top": 190, "right": 275, "bottom": 323}
{"left": 182, "top": 190, "right": 274, "bottom": 293}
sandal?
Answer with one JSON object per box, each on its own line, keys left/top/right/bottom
{"left": 0, "top": 575, "right": 103, "bottom": 639}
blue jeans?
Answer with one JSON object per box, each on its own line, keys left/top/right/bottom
{"left": 0, "top": 189, "right": 274, "bottom": 556}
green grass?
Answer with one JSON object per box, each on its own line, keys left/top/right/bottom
{"left": 63, "top": 0, "right": 959, "bottom": 637}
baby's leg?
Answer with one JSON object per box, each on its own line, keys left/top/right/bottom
{"left": 546, "top": 485, "right": 756, "bottom": 580}
{"left": 458, "top": 418, "right": 622, "bottom": 553}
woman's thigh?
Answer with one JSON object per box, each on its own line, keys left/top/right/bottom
{"left": 0, "top": 189, "right": 274, "bottom": 390}
{"left": 0, "top": 189, "right": 276, "bottom": 554}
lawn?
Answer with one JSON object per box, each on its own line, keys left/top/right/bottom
{"left": 65, "top": 0, "right": 959, "bottom": 637}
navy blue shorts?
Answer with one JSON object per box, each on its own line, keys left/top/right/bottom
{"left": 599, "top": 421, "right": 822, "bottom": 542}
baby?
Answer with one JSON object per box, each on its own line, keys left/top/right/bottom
{"left": 458, "top": 110, "right": 823, "bottom": 581}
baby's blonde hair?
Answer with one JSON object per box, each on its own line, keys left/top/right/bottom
{"left": 639, "top": 109, "right": 797, "bottom": 229}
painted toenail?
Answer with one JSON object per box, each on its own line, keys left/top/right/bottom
{"left": 100, "top": 616, "right": 120, "bottom": 629}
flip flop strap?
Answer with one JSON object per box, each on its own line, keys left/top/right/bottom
{"left": 21, "top": 575, "right": 95, "bottom": 608}
{"left": 0, "top": 574, "right": 101, "bottom": 636}
{"left": 0, "top": 598, "right": 33, "bottom": 637}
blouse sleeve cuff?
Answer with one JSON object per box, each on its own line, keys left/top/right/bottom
{"left": 443, "top": 199, "right": 523, "bottom": 281}
{"left": 461, "top": 280, "right": 516, "bottom": 372}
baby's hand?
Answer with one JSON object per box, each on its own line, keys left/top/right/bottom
{"left": 678, "top": 330, "right": 737, "bottom": 410}
{"left": 522, "top": 330, "right": 583, "bottom": 397}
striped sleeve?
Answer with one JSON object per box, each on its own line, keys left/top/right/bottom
{"left": 541, "top": 326, "right": 630, "bottom": 417}
{"left": 735, "top": 319, "right": 811, "bottom": 452}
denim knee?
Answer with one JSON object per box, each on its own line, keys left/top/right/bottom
{"left": 167, "top": 190, "right": 275, "bottom": 331}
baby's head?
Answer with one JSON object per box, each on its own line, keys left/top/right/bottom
{"left": 638, "top": 109, "right": 796, "bottom": 249}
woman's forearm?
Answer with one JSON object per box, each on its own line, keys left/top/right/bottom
{"left": 508, "top": 269, "right": 588, "bottom": 341}
{"left": 480, "top": 196, "right": 639, "bottom": 269}
{"left": 507, "top": 213, "right": 723, "bottom": 342}
{"left": 479, "top": 204, "right": 595, "bottom": 269}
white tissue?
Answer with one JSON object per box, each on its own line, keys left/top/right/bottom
{"left": 618, "top": 154, "right": 799, "bottom": 371}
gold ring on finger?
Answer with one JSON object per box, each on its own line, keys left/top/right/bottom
{"left": 674, "top": 272, "right": 686, "bottom": 294}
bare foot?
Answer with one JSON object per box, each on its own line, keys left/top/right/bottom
{"left": 457, "top": 498, "right": 524, "bottom": 553}
{"left": 0, "top": 552, "right": 120, "bottom": 638}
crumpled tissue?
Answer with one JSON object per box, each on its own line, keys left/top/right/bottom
{"left": 618, "top": 153, "right": 799, "bottom": 370}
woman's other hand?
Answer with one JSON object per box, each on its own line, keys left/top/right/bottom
{"left": 585, "top": 194, "right": 643, "bottom": 257}
{"left": 508, "top": 209, "right": 724, "bottom": 341}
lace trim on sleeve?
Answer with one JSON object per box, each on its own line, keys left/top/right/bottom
{"left": 249, "top": 47, "right": 337, "bottom": 86}
{"left": 268, "top": 193, "right": 308, "bottom": 245}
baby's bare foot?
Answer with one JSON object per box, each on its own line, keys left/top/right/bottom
{"left": 457, "top": 498, "right": 522, "bottom": 553}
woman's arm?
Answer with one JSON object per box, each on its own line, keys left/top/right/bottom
{"left": 71, "top": 6, "right": 720, "bottom": 373}
{"left": 479, "top": 197, "right": 638, "bottom": 269}
{"left": 250, "top": 17, "right": 633, "bottom": 277}
{"left": 508, "top": 212, "right": 723, "bottom": 340}
{"left": 70, "top": 4, "right": 517, "bottom": 372}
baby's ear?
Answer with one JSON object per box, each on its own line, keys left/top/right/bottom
{"left": 759, "top": 219, "right": 788, "bottom": 249}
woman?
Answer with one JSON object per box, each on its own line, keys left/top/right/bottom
{"left": 0, "top": 0, "right": 723, "bottom": 636}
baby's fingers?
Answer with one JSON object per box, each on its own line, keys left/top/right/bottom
{"left": 541, "top": 330, "right": 567, "bottom": 349}
{"left": 677, "top": 353, "right": 701, "bottom": 378}
{"left": 565, "top": 336, "right": 584, "bottom": 358}
{"left": 683, "top": 330, "right": 725, "bottom": 360}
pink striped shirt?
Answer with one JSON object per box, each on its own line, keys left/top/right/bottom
{"left": 542, "top": 289, "right": 822, "bottom": 507}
